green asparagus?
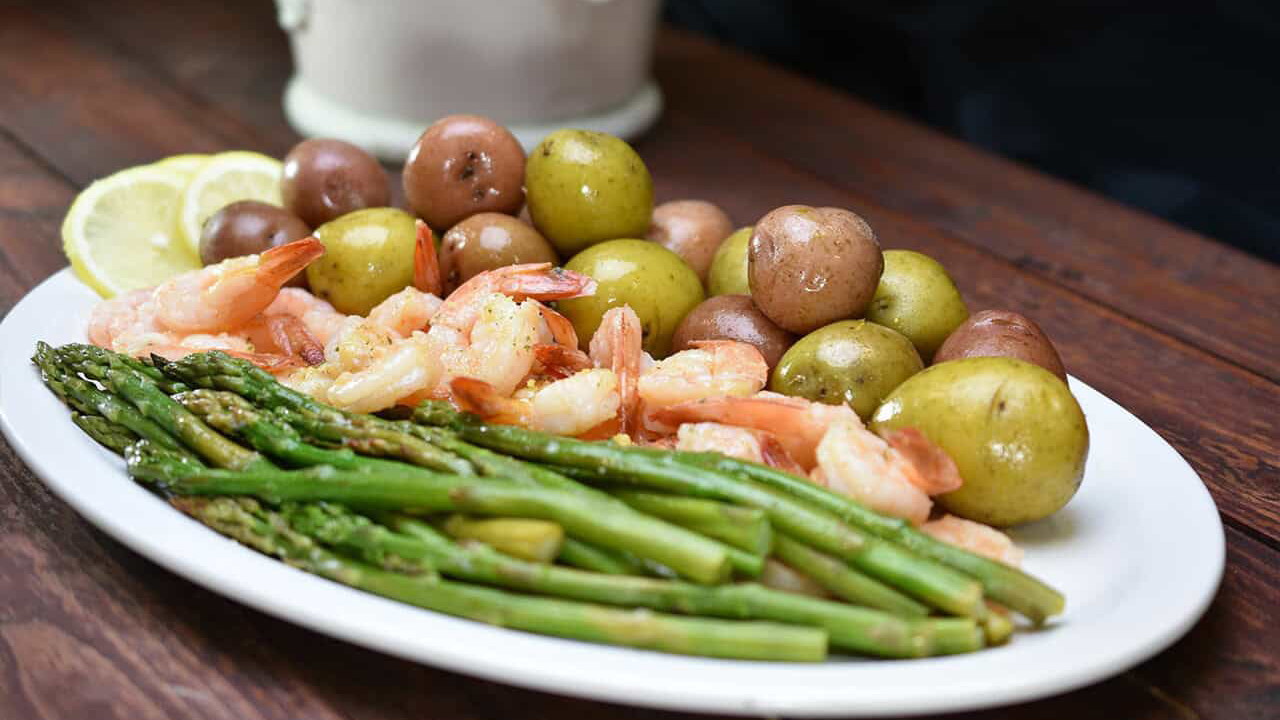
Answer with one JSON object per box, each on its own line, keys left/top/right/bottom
{"left": 680, "top": 454, "right": 1065, "bottom": 623}
{"left": 70, "top": 412, "right": 139, "bottom": 454}
{"left": 177, "top": 496, "right": 826, "bottom": 661}
{"left": 414, "top": 406, "right": 982, "bottom": 617}
{"left": 442, "top": 515, "right": 564, "bottom": 563}
{"left": 610, "top": 490, "right": 773, "bottom": 555}
{"left": 772, "top": 535, "right": 928, "bottom": 617}
{"left": 55, "top": 343, "right": 189, "bottom": 394}
{"left": 286, "top": 504, "right": 981, "bottom": 657}
{"left": 125, "top": 441, "right": 732, "bottom": 584}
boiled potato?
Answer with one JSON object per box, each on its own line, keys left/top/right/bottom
{"left": 671, "top": 294, "right": 795, "bottom": 368}
{"left": 525, "top": 129, "right": 653, "bottom": 255}
{"left": 559, "top": 239, "right": 704, "bottom": 358}
{"left": 307, "top": 207, "right": 416, "bottom": 315}
{"left": 770, "top": 319, "right": 922, "bottom": 420}
{"left": 749, "top": 206, "right": 883, "bottom": 334}
{"left": 865, "top": 249, "right": 968, "bottom": 360}
{"left": 934, "top": 310, "right": 1067, "bottom": 381}
{"left": 870, "top": 357, "right": 1088, "bottom": 527}
{"left": 647, "top": 199, "right": 734, "bottom": 282}
{"left": 706, "top": 225, "right": 752, "bottom": 296}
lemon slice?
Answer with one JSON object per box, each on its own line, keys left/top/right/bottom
{"left": 178, "top": 151, "right": 283, "bottom": 253}
{"left": 62, "top": 165, "right": 201, "bottom": 298}
{"left": 152, "top": 153, "right": 210, "bottom": 181}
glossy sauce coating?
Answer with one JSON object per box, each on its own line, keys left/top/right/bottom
{"left": 281, "top": 138, "right": 390, "bottom": 227}
{"left": 934, "top": 310, "right": 1067, "bottom": 381}
{"left": 403, "top": 114, "right": 526, "bottom": 229}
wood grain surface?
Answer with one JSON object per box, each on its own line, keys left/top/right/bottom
{"left": 0, "top": 1, "right": 1276, "bottom": 718}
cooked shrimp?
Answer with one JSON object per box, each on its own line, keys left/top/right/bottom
{"left": 589, "top": 306, "right": 643, "bottom": 437}
{"left": 324, "top": 332, "right": 443, "bottom": 413}
{"left": 651, "top": 392, "right": 858, "bottom": 469}
{"left": 240, "top": 314, "right": 325, "bottom": 365}
{"left": 537, "top": 304, "right": 580, "bottom": 349}
{"left": 878, "top": 427, "right": 964, "bottom": 495}
{"left": 152, "top": 237, "right": 324, "bottom": 333}
{"left": 264, "top": 288, "right": 348, "bottom": 345}
{"left": 675, "top": 422, "right": 804, "bottom": 474}
{"left": 437, "top": 293, "right": 545, "bottom": 397}
{"left": 921, "top": 515, "right": 1023, "bottom": 567}
{"left": 637, "top": 341, "right": 767, "bottom": 433}
{"left": 88, "top": 288, "right": 152, "bottom": 348}
{"left": 533, "top": 344, "right": 593, "bottom": 379}
{"left": 431, "top": 263, "right": 596, "bottom": 341}
{"left": 450, "top": 371, "right": 621, "bottom": 436}
{"left": 813, "top": 419, "right": 932, "bottom": 525}
{"left": 366, "top": 287, "right": 443, "bottom": 338}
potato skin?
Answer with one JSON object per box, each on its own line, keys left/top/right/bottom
{"left": 870, "top": 357, "right": 1088, "bottom": 527}
{"left": 439, "top": 213, "right": 558, "bottom": 293}
{"left": 748, "top": 205, "right": 883, "bottom": 334}
{"left": 647, "top": 200, "right": 734, "bottom": 282}
{"left": 282, "top": 138, "right": 390, "bottom": 228}
{"left": 706, "top": 226, "right": 753, "bottom": 297}
{"left": 306, "top": 208, "right": 417, "bottom": 315}
{"left": 671, "top": 295, "right": 796, "bottom": 368}
{"left": 525, "top": 129, "right": 653, "bottom": 256}
{"left": 199, "top": 200, "right": 311, "bottom": 288}
{"left": 934, "top": 310, "right": 1066, "bottom": 381}
{"left": 403, "top": 114, "right": 526, "bottom": 230}
{"left": 865, "top": 250, "right": 968, "bottom": 361}
{"left": 770, "top": 319, "right": 922, "bottom": 420}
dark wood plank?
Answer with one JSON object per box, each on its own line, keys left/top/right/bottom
{"left": 636, "top": 112, "right": 1280, "bottom": 542}
{"left": 655, "top": 29, "right": 1280, "bottom": 383}
{"left": 0, "top": 134, "right": 67, "bottom": 316}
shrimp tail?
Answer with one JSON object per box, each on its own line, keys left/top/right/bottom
{"left": 449, "top": 377, "right": 527, "bottom": 425}
{"left": 257, "top": 236, "right": 325, "bottom": 287}
{"left": 533, "top": 344, "right": 593, "bottom": 379}
{"left": 536, "top": 303, "right": 580, "bottom": 349}
{"left": 145, "top": 346, "right": 305, "bottom": 375}
{"left": 497, "top": 264, "right": 598, "bottom": 301}
{"left": 243, "top": 315, "right": 326, "bottom": 366}
{"left": 879, "top": 427, "right": 965, "bottom": 495}
{"left": 413, "top": 220, "right": 444, "bottom": 296}
{"left": 589, "top": 306, "right": 642, "bottom": 439}
{"left": 755, "top": 431, "right": 806, "bottom": 476}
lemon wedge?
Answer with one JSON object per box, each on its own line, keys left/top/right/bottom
{"left": 178, "top": 151, "right": 283, "bottom": 253}
{"left": 62, "top": 165, "right": 201, "bottom": 298}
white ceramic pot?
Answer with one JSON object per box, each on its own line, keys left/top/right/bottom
{"left": 276, "top": 0, "right": 663, "bottom": 159}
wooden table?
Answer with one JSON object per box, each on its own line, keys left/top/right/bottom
{"left": 1, "top": 1, "right": 1276, "bottom": 717}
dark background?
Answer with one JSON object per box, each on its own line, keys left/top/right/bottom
{"left": 666, "top": 1, "right": 1280, "bottom": 263}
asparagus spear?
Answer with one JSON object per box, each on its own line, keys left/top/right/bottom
{"left": 156, "top": 352, "right": 473, "bottom": 475}
{"left": 772, "top": 535, "right": 929, "bottom": 617}
{"left": 680, "top": 454, "right": 1065, "bottom": 623}
{"left": 413, "top": 408, "right": 982, "bottom": 617}
{"left": 177, "top": 496, "right": 826, "bottom": 662}
{"left": 54, "top": 343, "right": 189, "bottom": 394}
{"left": 286, "top": 504, "right": 981, "bottom": 657}
{"left": 442, "top": 515, "right": 564, "bottom": 563}
{"left": 34, "top": 343, "right": 190, "bottom": 456}
{"left": 71, "top": 412, "right": 139, "bottom": 454}
{"left": 58, "top": 350, "right": 269, "bottom": 471}
{"left": 125, "top": 441, "right": 732, "bottom": 584}
{"left": 609, "top": 490, "right": 773, "bottom": 555}
{"left": 557, "top": 538, "right": 643, "bottom": 574}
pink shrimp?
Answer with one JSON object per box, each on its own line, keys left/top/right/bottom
{"left": 637, "top": 341, "right": 768, "bottom": 435}
{"left": 589, "top": 306, "right": 644, "bottom": 438}
{"left": 431, "top": 263, "right": 597, "bottom": 340}
{"left": 263, "top": 288, "right": 348, "bottom": 345}
{"left": 674, "top": 422, "right": 804, "bottom": 475}
{"left": 413, "top": 220, "right": 443, "bottom": 297}
{"left": 878, "top": 427, "right": 964, "bottom": 495}
{"left": 239, "top": 314, "right": 326, "bottom": 366}
{"left": 813, "top": 420, "right": 932, "bottom": 525}
{"left": 152, "top": 237, "right": 324, "bottom": 333}
{"left": 650, "top": 393, "right": 857, "bottom": 470}
{"left": 450, "top": 373, "right": 620, "bottom": 437}
{"left": 533, "top": 344, "right": 594, "bottom": 379}
{"left": 921, "top": 515, "right": 1024, "bottom": 567}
